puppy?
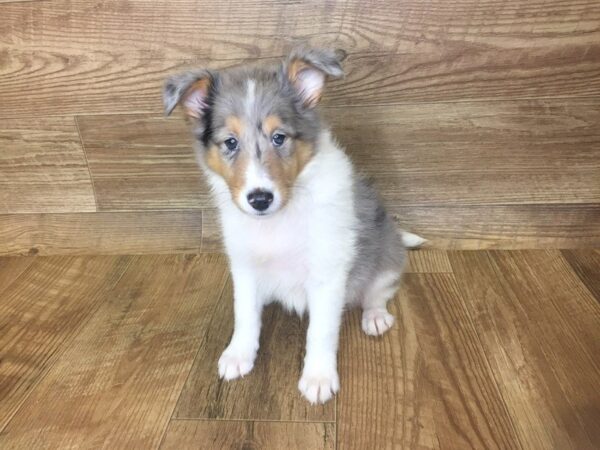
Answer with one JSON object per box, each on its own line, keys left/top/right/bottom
{"left": 163, "top": 48, "right": 424, "bottom": 404}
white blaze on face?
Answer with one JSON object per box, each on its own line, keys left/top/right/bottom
{"left": 239, "top": 154, "right": 281, "bottom": 215}
{"left": 245, "top": 79, "right": 256, "bottom": 118}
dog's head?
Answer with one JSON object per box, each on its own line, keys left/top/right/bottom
{"left": 163, "top": 48, "right": 345, "bottom": 216}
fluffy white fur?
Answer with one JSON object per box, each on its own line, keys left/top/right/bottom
{"left": 204, "top": 130, "right": 357, "bottom": 403}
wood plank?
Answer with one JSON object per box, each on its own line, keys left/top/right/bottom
{"left": 4, "top": 0, "right": 598, "bottom": 60}
{"left": 0, "top": 210, "right": 202, "bottom": 256}
{"left": 0, "top": 256, "right": 34, "bottom": 294}
{"left": 160, "top": 420, "right": 335, "bottom": 450}
{"left": 449, "top": 250, "right": 600, "bottom": 449}
{"left": 337, "top": 273, "right": 521, "bottom": 450}
{"left": 405, "top": 250, "right": 452, "bottom": 273}
{"left": 0, "top": 255, "right": 131, "bottom": 431}
{"left": 561, "top": 249, "right": 600, "bottom": 300}
{"left": 327, "top": 100, "right": 600, "bottom": 145}
{"left": 1, "top": 0, "right": 599, "bottom": 117}
{"left": 0, "top": 117, "right": 96, "bottom": 213}
{"left": 76, "top": 114, "right": 206, "bottom": 210}
{"left": 392, "top": 204, "right": 600, "bottom": 249}
{"left": 325, "top": 100, "right": 600, "bottom": 206}
{"left": 173, "top": 285, "right": 334, "bottom": 421}
{"left": 0, "top": 204, "right": 595, "bottom": 258}
{"left": 0, "top": 254, "right": 229, "bottom": 449}
{"left": 77, "top": 98, "right": 600, "bottom": 209}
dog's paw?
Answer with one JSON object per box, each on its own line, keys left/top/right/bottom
{"left": 361, "top": 308, "right": 395, "bottom": 336}
{"left": 218, "top": 348, "right": 256, "bottom": 381}
{"left": 298, "top": 368, "right": 339, "bottom": 404}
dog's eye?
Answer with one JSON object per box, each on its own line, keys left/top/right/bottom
{"left": 224, "top": 138, "right": 239, "bottom": 152}
{"left": 272, "top": 133, "right": 286, "bottom": 147}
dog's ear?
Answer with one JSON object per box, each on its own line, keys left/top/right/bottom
{"left": 163, "top": 70, "right": 214, "bottom": 118}
{"left": 285, "top": 47, "right": 346, "bottom": 108}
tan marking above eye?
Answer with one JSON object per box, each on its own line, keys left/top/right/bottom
{"left": 225, "top": 116, "right": 245, "bottom": 137}
{"left": 263, "top": 115, "right": 282, "bottom": 136}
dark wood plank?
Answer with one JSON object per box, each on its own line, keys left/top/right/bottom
{"left": 160, "top": 420, "right": 335, "bottom": 450}
{"left": 449, "top": 250, "right": 600, "bottom": 449}
{"left": 0, "top": 210, "right": 202, "bottom": 256}
{"left": 337, "top": 273, "right": 522, "bottom": 450}
{"left": 0, "top": 254, "right": 229, "bottom": 449}
{"left": 0, "top": 117, "right": 96, "bottom": 213}
{"left": 173, "top": 284, "right": 334, "bottom": 422}
{"left": 1, "top": 1, "right": 599, "bottom": 117}
{"left": 0, "top": 255, "right": 131, "bottom": 430}
{"left": 561, "top": 249, "right": 600, "bottom": 300}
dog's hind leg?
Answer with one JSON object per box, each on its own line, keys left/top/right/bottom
{"left": 360, "top": 270, "right": 400, "bottom": 336}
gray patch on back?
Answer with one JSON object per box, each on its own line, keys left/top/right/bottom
{"left": 345, "top": 177, "right": 406, "bottom": 305}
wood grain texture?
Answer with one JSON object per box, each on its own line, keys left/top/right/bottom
{"left": 561, "top": 249, "right": 600, "bottom": 300}
{"left": 0, "top": 255, "right": 131, "bottom": 431}
{"left": 4, "top": 0, "right": 599, "bottom": 59}
{"left": 449, "top": 250, "right": 600, "bottom": 450}
{"left": 0, "top": 254, "right": 229, "bottom": 449}
{"left": 0, "top": 210, "right": 202, "bottom": 256}
{"left": 393, "top": 204, "right": 600, "bottom": 249}
{"left": 76, "top": 114, "right": 205, "bottom": 211}
{"left": 0, "top": 0, "right": 599, "bottom": 117}
{"left": 160, "top": 420, "right": 335, "bottom": 450}
{"left": 324, "top": 100, "right": 600, "bottom": 206}
{"left": 0, "top": 117, "right": 96, "bottom": 213}
{"left": 0, "top": 251, "right": 598, "bottom": 448}
{"left": 73, "top": 98, "right": 600, "bottom": 249}
{"left": 199, "top": 207, "right": 223, "bottom": 252}
{"left": 174, "top": 285, "right": 334, "bottom": 422}
{"left": 337, "top": 273, "right": 521, "bottom": 450}
{"left": 405, "top": 249, "right": 452, "bottom": 273}
{"left": 79, "top": 100, "right": 600, "bottom": 209}
{"left": 0, "top": 256, "right": 34, "bottom": 294}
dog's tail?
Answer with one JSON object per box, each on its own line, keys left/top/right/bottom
{"left": 400, "top": 231, "right": 427, "bottom": 249}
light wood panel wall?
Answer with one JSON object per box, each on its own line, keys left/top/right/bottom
{"left": 1, "top": 0, "right": 599, "bottom": 253}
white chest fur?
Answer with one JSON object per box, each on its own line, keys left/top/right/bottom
{"left": 207, "top": 131, "right": 358, "bottom": 314}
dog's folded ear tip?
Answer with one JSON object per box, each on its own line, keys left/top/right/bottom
{"left": 334, "top": 48, "right": 348, "bottom": 62}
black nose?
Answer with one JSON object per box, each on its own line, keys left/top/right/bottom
{"left": 247, "top": 190, "right": 274, "bottom": 212}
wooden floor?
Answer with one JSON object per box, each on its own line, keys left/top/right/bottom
{"left": 1, "top": 0, "right": 599, "bottom": 447}
{"left": 0, "top": 250, "right": 598, "bottom": 449}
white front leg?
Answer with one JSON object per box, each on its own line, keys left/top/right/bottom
{"left": 298, "top": 275, "right": 346, "bottom": 404}
{"left": 218, "top": 264, "right": 262, "bottom": 380}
